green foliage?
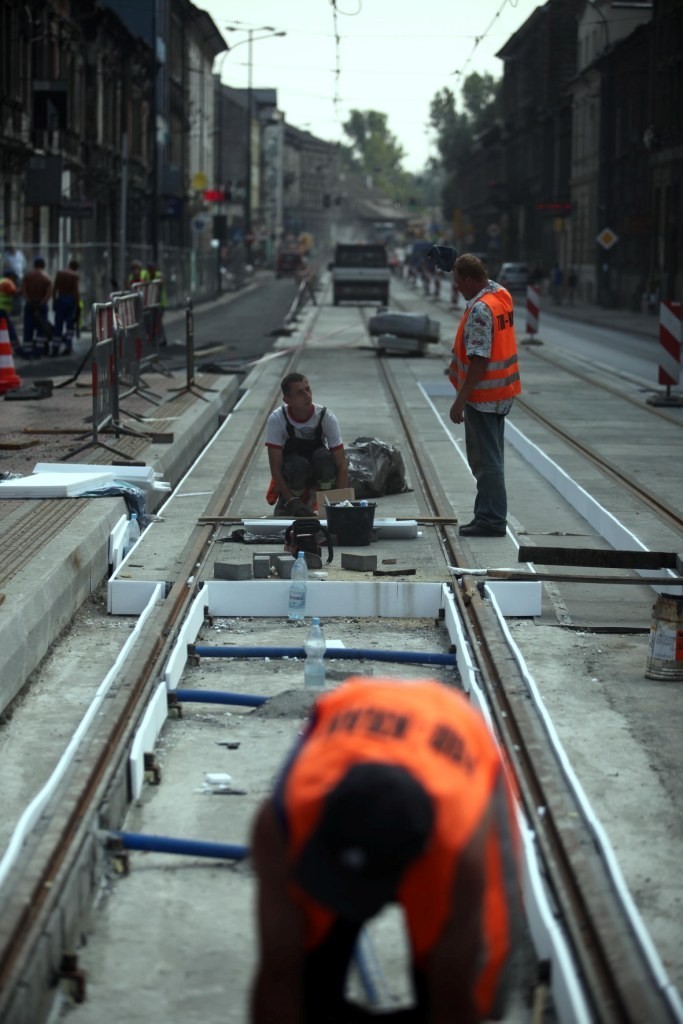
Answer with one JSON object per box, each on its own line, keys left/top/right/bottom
{"left": 340, "top": 109, "right": 416, "bottom": 208}
{"left": 429, "top": 73, "right": 501, "bottom": 224}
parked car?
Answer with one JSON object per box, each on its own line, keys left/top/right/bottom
{"left": 498, "top": 262, "right": 529, "bottom": 290}
{"left": 276, "top": 250, "right": 304, "bottom": 278}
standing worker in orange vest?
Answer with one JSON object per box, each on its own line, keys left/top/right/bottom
{"left": 0, "top": 270, "right": 20, "bottom": 348}
{"left": 250, "top": 676, "right": 522, "bottom": 1023}
{"left": 448, "top": 253, "right": 521, "bottom": 538}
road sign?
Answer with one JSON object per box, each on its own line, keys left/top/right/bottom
{"left": 596, "top": 227, "right": 619, "bottom": 250}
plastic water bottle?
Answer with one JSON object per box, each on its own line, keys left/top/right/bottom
{"left": 288, "top": 551, "right": 308, "bottom": 621}
{"left": 304, "top": 617, "right": 326, "bottom": 689}
{"left": 122, "top": 513, "right": 141, "bottom": 557}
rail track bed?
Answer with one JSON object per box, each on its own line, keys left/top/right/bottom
{"left": 1, "top": 277, "right": 681, "bottom": 1023}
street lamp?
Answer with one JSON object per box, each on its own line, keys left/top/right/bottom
{"left": 222, "top": 22, "right": 286, "bottom": 262}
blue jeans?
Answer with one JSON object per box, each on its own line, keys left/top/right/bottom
{"left": 53, "top": 294, "right": 76, "bottom": 346}
{"left": 464, "top": 405, "right": 507, "bottom": 530}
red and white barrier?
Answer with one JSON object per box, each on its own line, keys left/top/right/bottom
{"left": 526, "top": 285, "right": 540, "bottom": 335}
{"left": 658, "top": 301, "right": 682, "bottom": 386}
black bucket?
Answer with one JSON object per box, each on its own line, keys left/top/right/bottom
{"left": 325, "top": 501, "right": 376, "bottom": 546}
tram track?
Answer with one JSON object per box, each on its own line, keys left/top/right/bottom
{"left": 377, "top": 356, "right": 682, "bottom": 1023}
{"left": 0, "top": 305, "right": 681, "bottom": 1022}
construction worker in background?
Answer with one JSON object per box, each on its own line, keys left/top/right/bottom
{"left": 51, "top": 259, "right": 80, "bottom": 356}
{"left": 146, "top": 262, "right": 167, "bottom": 345}
{"left": 127, "top": 259, "right": 149, "bottom": 287}
{"left": 265, "top": 372, "right": 348, "bottom": 517}
{"left": 22, "top": 256, "right": 53, "bottom": 357}
{"left": 250, "top": 676, "right": 522, "bottom": 1023}
{"left": 0, "top": 269, "right": 20, "bottom": 349}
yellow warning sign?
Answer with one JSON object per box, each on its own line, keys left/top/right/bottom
{"left": 596, "top": 227, "right": 619, "bottom": 250}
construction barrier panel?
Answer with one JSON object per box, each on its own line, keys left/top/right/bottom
{"left": 131, "top": 279, "right": 164, "bottom": 373}
{"left": 658, "top": 300, "right": 682, "bottom": 387}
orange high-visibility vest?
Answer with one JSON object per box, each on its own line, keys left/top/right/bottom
{"left": 278, "top": 677, "right": 520, "bottom": 1019}
{"left": 449, "top": 288, "right": 521, "bottom": 404}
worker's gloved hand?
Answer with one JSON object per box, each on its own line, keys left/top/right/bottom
{"left": 285, "top": 497, "right": 315, "bottom": 517}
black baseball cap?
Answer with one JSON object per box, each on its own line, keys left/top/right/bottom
{"left": 426, "top": 245, "right": 458, "bottom": 273}
{"left": 293, "top": 762, "right": 434, "bottom": 921}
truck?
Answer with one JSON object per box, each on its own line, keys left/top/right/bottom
{"left": 329, "top": 243, "right": 390, "bottom": 306}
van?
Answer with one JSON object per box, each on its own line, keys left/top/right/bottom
{"left": 498, "top": 262, "right": 529, "bottom": 290}
{"left": 330, "top": 244, "right": 390, "bottom": 305}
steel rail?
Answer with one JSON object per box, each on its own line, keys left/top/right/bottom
{"left": 516, "top": 392, "right": 683, "bottom": 531}
{"left": 522, "top": 342, "right": 683, "bottom": 429}
{"left": 0, "top": 348, "right": 302, "bottom": 1021}
{"left": 376, "top": 356, "right": 679, "bottom": 1022}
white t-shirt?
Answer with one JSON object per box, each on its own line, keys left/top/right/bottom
{"left": 265, "top": 403, "right": 344, "bottom": 450}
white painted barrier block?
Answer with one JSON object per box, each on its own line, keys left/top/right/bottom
{"left": 205, "top": 580, "right": 443, "bottom": 619}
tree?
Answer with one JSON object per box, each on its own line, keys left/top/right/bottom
{"left": 429, "top": 74, "right": 501, "bottom": 226}
{"left": 341, "top": 110, "right": 411, "bottom": 199}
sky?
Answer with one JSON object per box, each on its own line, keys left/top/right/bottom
{"left": 202, "top": 0, "right": 540, "bottom": 173}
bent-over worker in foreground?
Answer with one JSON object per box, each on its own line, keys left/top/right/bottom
{"left": 250, "top": 677, "right": 522, "bottom": 1023}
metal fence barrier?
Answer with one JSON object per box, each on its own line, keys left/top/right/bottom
{"left": 67, "top": 301, "right": 136, "bottom": 461}
{"left": 131, "top": 279, "right": 169, "bottom": 377}
{"left": 167, "top": 297, "right": 217, "bottom": 402}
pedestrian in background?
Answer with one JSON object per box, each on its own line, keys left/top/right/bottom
{"left": 146, "top": 262, "right": 167, "bottom": 345}
{"left": 250, "top": 676, "right": 521, "bottom": 1023}
{"left": 22, "top": 256, "right": 53, "bottom": 356}
{"left": 567, "top": 268, "right": 577, "bottom": 305}
{"left": 0, "top": 269, "right": 20, "bottom": 348}
{"left": 448, "top": 253, "right": 521, "bottom": 538}
{"left": 51, "top": 259, "right": 80, "bottom": 355}
{"left": 550, "top": 265, "right": 563, "bottom": 305}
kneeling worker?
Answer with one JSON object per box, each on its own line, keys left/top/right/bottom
{"left": 250, "top": 677, "right": 522, "bottom": 1023}
{"left": 265, "top": 372, "right": 348, "bottom": 516}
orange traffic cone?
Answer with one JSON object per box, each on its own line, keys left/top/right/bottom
{"left": 0, "top": 316, "right": 22, "bottom": 394}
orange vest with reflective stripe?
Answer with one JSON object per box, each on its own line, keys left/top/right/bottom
{"left": 279, "top": 677, "right": 520, "bottom": 1018}
{"left": 449, "top": 288, "right": 521, "bottom": 403}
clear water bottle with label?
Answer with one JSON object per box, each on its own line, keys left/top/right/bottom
{"left": 304, "top": 617, "right": 326, "bottom": 689}
{"left": 122, "top": 513, "right": 141, "bottom": 557}
{"left": 288, "top": 551, "right": 308, "bottom": 621}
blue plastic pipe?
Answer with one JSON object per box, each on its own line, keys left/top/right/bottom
{"left": 191, "top": 645, "right": 456, "bottom": 667}
{"left": 110, "top": 831, "right": 248, "bottom": 861}
{"left": 174, "top": 689, "right": 268, "bottom": 707}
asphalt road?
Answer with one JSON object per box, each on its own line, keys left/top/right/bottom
{"left": 13, "top": 273, "right": 300, "bottom": 380}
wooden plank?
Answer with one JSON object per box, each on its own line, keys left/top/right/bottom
{"left": 518, "top": 545, "right": 679, "bottom": 570}
{"left": 0, "top": 438, "right": 40, "bottom": 450}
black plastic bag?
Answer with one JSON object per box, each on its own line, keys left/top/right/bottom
{"left": 345, "top": 437, "right": 410, "bottom": 498}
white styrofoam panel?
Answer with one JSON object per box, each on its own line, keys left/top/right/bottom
{"left": 164, "top": 588, "right": 209, "bottom": 691}
{"left": 242, "top": 518, "right": 419, "bottom": 539}
{"left": 33, "top": 462, "right": 159, "bottom": 484}
{"left": 109, "top": 514, "right": 129, "bottom": 568}
{"left": 0, "top": 470, "right": 114, "bottom": 498}
{"left": 205, "top": 580, "right": 443, "bottom": 619}
{"left": 441, "top": 585, "right": 479, "bottom": 696}
{"left": 129, "top": 681, "right": 169, "bottom": 800}
{"left": 108, "top": 579, "right": 163, "bottom": 615}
